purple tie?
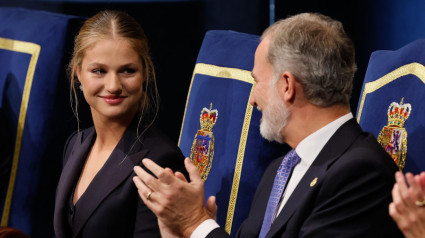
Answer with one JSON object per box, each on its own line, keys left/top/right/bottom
{"left": 259, "top": 149, "right": 301, "bottom": 238}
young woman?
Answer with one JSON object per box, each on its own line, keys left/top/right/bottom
{"left": 53, "top": 10, "right": 186, "bottom": 238}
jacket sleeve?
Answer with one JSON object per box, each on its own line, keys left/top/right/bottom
{"left": 206, "top": 227, "right": 232, "bottom": 238}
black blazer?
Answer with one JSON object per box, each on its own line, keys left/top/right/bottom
{"left": 208, "top": 119, "right": 403, "bottom": 238}
{"left": 53, "top": 123, "right": 186, "bottom": 238}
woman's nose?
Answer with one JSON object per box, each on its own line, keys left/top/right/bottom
{"left": 105, "top": 74, "right": 122, "bottom": 94}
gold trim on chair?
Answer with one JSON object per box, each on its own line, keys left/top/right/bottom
{"left": 178, "top": 63, "right": 254, "bottom": 234}
{"left": 357, "top": 62, "right": 425, "bottom": 123}
{"left": 0, "top": 37, "right": 41, "bottom": 226}
{"left": 225, "top": 86, "right": 254, "bottom": 234}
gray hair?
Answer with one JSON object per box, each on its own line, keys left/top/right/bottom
{"left": 262, "top": 13, "right": 357, "bottom": 107}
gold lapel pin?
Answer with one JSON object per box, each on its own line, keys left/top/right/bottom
{"left": 310, "top": 177, "right": 318, "bottom": 187}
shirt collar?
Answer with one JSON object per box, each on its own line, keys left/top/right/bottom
{"left": 295, "top": 113, "right": 353, "bottom": 166}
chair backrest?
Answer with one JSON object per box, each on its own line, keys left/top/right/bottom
{"left": 0, "top": 7, "right": 84, "bottom": 237}
{"left": 356, "top": 39, "right": 425, "bottom": 174}
{"left": 178, "top": 30, "right": 288, "bottom": 236}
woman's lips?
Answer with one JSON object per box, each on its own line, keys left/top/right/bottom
{"left": 100, "top": 95, "right": 126, "bottom": 105}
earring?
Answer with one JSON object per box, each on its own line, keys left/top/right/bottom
{"left": 79, "top": 84, "right": 83, "bottom": 91}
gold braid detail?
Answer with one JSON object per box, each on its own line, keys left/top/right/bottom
{"left": 178, "top": 63, "right": 254, "bottom": 234}
{"left": 357, "top": 62, "right": 425, "bottom": 123}
{"left": 0, "top": 37, "right": 41, "bottom": 226}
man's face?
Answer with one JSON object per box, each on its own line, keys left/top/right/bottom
{"left": 250, "top": 38, "right": 290, "bottom": 143}
{"left": 250, "top": 38, "right": 273, "bottom": 111}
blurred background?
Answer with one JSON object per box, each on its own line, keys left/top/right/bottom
{"left": 1, "top": 0, "right": 425, "bottom": 237}
{"left": 2, "top": 0, "right": 425, "bottom": 141}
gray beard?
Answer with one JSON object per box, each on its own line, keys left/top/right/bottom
{"left": 259, "top": 87, "right": 290, "bottom": 144}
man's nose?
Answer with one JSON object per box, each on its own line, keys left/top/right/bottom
{"left": 249, "top": 94, "right": 257, "bottom": 107}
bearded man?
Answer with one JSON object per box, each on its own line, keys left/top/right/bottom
{"left": 133, "top": 13, "right": 403, "bottom": 238}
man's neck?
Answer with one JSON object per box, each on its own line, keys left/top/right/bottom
{"left": 284, "top": 104, "right": 350, "bottom": 148}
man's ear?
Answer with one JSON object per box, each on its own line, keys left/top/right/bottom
{"left": 278, "top": 71, "right": 296, "bottom": 102}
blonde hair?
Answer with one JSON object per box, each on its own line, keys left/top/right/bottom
{"left": 68, "top": 10, "right": 159, "bottom": 132}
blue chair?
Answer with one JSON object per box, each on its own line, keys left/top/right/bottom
{"left": 356, "top": 39, "right": 425, "bottom": 174}
{"left": 178, "top": 30, "right": 287, "bottom": 236}
{"left": 0, "top": 7, "right": 84, "bottom": 237}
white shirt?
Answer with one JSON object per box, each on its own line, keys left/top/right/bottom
{"left": 190, "top": 113, "right": 354, "bottom": 238}
{"left": 276, "top": 112, "right": 353, "bottom": 215}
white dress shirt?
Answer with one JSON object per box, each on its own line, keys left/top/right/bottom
{"left": 276, "top": 113, "right": 353, "bottom": 215}
{"left": 191, "top": 113, "right": 353, "bottom": 238}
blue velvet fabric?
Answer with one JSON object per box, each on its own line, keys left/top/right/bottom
{"left": 356, "top": 39, "right": 425, "bottom": 174}
{"left": 179, "top": 30, "right": 287, "bottom": 236}
{"left": 0, "top": 7, "right": 84, "bottom": 237}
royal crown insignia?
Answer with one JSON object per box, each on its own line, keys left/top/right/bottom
{"left": 190, "top": 103, "right": 218, "bottom": 181}
{"left": 377, "top": 98, "right": 411, "bottom": 171}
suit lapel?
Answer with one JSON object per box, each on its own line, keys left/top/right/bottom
{"left": 267, "top": 119, "right": 362, "bottom": 237}
{"left": 54, "top": 128, "right": 95, "bottom": 238}
{"left": 71, "top": 124, "right": 149, "bottom": 237}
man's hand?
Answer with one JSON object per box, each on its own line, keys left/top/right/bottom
{"left": 206, "top": 196, "right": 218, "bottom": 221}
{"left": 133, "top": 158, "right": 212, "bottom": 238}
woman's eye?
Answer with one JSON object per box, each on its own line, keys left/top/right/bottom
{"left": 122, "top": 68, "right": 136, "bottom": 74}
{"left": 92, "top": 69, "right": 105, "bottom": 75}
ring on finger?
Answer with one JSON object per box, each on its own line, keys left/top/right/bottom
{"left": 146, "top": 191, "right": 153, "bottom": 200}
{"left": 415, "top": 197, "right": 425, "bottom": 207}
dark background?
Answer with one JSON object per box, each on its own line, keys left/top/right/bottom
{"left": 2, "top": 0, "right": 425, "bottom": 142}
{"left": 0, "top": 0, "right": 268, "bottom": 142}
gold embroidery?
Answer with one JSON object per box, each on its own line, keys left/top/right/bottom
{"left": 178, "top": 63, "right": 255, "bottom": 144}
{"left": 0, "top": 37, "right": 41, "bottom": 226}
{"left": 357, "top": 62, "right": 425, "bottom": 123}
{"left": 377, "top": 98, "right": 411, "bottom": 170}
{"left": 178, "top": 63, "right": 254, "bottom": 234}
{"left": 190, "top": 103, "right": 218, "bottom": 181}
{"left": 225, "top": 87, "right": 254, "bottom": 234}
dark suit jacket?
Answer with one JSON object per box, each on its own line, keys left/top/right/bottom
{"left": 53, "top": 122, "right": 186, "bottom": 238}
{"left": 208, "top": 119, "right": 403, "bottom": 238}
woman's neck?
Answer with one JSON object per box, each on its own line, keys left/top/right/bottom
{"left": 91, "top": 113, "right": 135, "bottom": 151}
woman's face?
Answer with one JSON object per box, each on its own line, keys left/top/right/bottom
{"left": 77, "top": 37, "right": 144, "bottom": 123}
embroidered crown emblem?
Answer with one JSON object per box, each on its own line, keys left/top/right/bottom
{"left": 190, "top": 103, "right": 218, "bottom": 181}
{"left": 378, "top": 98, "right": 411, "bottom": 171}
{"left": 386, "top": 98, "right": 411, "bottom": 128}
{"left": 200, "top": 103, "right": 218, "bottom": 132}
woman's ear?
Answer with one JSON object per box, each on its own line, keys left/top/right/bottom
{"left": 74, "top": 66, "right": 83, "bottom": 91}
{"left": 75, "top": 66, "right": 81, "bottom": 82}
